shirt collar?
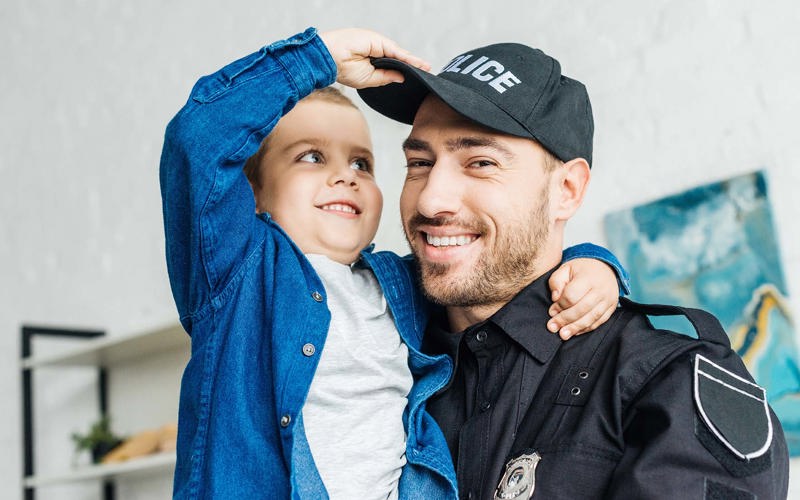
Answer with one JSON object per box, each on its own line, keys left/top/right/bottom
{"left": 487, "top": 267, "right": 563, "bottom": 364}
{"left": 424, "top": 305, "right": 463, "bottom": 358}
{"left": 421, "top": 306, "right": 465, "bottom": 394}
{"left": 424, "top": 266, "right": 563, "bottom": 365}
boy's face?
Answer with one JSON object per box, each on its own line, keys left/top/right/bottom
{"left": 255, "top": 98, "right": 382, "bottom": 265}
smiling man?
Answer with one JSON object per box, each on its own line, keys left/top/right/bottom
{"left": 359, "top": 43, "right": 789, "bottom": 499}
{"left": 400, "top": 98, "right": 563, "bottom": 331}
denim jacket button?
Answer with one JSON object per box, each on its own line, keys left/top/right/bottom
{"left": 280, "top": 414, "right": 291, "bottom": 427}
{"left": 311, "top": 291, "right": 324, "bottom": 302}
{"left": 302, "top": 343, "right": 316, "bottom": 356}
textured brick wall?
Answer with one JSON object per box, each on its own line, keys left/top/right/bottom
{"left": 2, "top": 1, "right": 798, "bottom": 497}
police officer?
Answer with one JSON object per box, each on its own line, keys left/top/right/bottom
{"left": 359, "top": 41, "right": 790, "bottom": 499}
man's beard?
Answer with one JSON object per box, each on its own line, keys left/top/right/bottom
{"left": 405, "top": 190, "right": 550, "bottom": 308}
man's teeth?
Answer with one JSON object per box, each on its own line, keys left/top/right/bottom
{"left": 322, "top": 203, "right": 356, "bottom": 214}
{"left": 426, "top": 234, "right": 476, "bottom": 247}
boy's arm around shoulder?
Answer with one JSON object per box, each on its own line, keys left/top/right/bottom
{"left": 159, "top": 28, "right": 336, "bottom": 323}
{"left": 560, "top": 242, "right": 630, "bottom": 295}
{"left": 548, "top": 243, "right": 629, "bottom": 338}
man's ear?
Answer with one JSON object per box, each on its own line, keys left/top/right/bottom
{"left": 554, "top": 158, "right": 590, "bottom": 221}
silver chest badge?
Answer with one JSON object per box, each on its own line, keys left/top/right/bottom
{"left": 494, "top": 451, "right": 542, "bottom": 499}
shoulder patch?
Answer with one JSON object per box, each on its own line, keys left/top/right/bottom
{"left": 693, "top": 354, "right": 772, "bottom": 460}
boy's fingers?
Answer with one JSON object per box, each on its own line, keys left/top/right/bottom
{"left": 320, "top": 29, "right": 430, "bottom": 88}
{"left": 355, "top": 68, "right": 405, "bottom": 87}
{"left": 557, "top": 289, "right": 594, "bottom": 320}
{"left": 547, "top": 282, "right": 590, "bottom": 333}
{"left": 365, "top": 32, "right": 430, "bottom": 70}
{"left": 372, "top": 38, "right": 430, "bottom": 71}
{"left": 547, "top": 256, "right": 620, "bottom": 339}
{"left": 556, "top": 278, "right": 590, "bottom": 309}
{"left": 572, "top": 303, "right": 616, "bottom": 339}
{"left": 587, "top": 308, "right": 614, "bottom": 333}
{"left": 548, "top": 264, "right": 572, "bottom": 302}
{"left": 552, "top": 263, "right": 594, "bottom": 308}
{"left": 549, "top": 292, "right": 609, "bottom": 337}
{"left": 559, "top": 301, "right": 614, "bottom": 340}
{"left": 547, "top": 290, "right": 593, "bottom": 333}
{"left": 594, "top": 301, "right": 618, "bottom": 328}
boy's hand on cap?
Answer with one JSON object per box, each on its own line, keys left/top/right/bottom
{"left": 319, "top": 29, "right": 430, "bottom": 89}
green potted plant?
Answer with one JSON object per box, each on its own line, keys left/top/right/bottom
{"left": 71, "top": 415, "right": 125, "bottom": 464}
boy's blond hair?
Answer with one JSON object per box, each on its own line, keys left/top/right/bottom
{"left": 244, "top": 87, "right": 359, "bottom": 190}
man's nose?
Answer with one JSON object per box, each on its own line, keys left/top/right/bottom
{"left": 415, "top": 162, "right": 462, "bottom": 218}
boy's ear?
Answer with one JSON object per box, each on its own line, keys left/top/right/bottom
{"left": 247, "top": 177, "right": 266, "bottom": 213}
{"left": 554, "top": 158, "right": 590, "bottom": 222}
{"left": 243, "top": 148, "right": 267, "bottom": 212}
{"left": 245, "top": 177, "right": 258, "bottom": 212}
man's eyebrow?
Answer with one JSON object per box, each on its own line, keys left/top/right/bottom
{"left": 446, "top": 136, "right": 515, "bottom": 160}
{"left": 402, "top": 137, "right": 431, "bottom": 152}
{"left": 403, "top": 136, "right": 515, "bottom": 161}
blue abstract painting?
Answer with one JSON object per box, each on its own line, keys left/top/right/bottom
{"left": 604, "top": 170, "right": 800, "bottom": 455}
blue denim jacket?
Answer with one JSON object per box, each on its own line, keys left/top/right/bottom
{"left": 160, "top": 28, "right": 629, "bottom": 500}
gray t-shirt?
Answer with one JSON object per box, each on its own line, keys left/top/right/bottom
{"left": 302, "top": 254, "right": 413, "bottom": 500}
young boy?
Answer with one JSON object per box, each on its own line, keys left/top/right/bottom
{"left": 160, "top": 28, "right": 629, "bottom": 499}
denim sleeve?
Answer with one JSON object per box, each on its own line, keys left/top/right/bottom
{"left": 562, "top": 243, "right": 631, "bottom": 296}
{"left": 159, "top": 28, "right": 337, "bottom": 324}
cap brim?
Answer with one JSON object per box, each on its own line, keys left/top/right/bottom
{"left": 358, "top": 58, "right": 531, "bottom": 139}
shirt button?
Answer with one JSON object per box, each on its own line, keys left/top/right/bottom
{"left": 280, "top": 414, "right": 291, "bottom": 427}
{"left": 476, "top": 330, "right": 488, "bottom": 342}
{"left": 311, "top": 291, "right": 323, "bottom": 302}
{"left": 480, "top": 401, "right": 492, "bottom": 412}
{"left": 302, "top": 343, "right": 316, "bottom": 356}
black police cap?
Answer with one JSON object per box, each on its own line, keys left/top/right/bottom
{"left": 358, "top": 42, "right": 594, "bottom": 167}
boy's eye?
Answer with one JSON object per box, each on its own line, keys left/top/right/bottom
{"left": 350, "top": 158, "right": 372, "bottom": 173}
{"left": 298, "top": 151, "right": 324, "bottom": 164}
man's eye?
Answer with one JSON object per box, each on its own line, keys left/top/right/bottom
{"left": 351, "top": 158, "right": 372, "bottom": 172}
{"left": 298, "top": 151, "right": 323, "bottom": 163}
{"left": 468, "top": 159, "right": 497, "bottom": 168}
{"left": 405, "top": 159, "right": 433, "bottom": 169}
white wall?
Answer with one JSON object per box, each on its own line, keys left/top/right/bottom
{"left": 2, "top": 1, "right": 798, "bottom": 498}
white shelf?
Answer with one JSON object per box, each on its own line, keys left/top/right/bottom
{"left": 23, "top": 452, "right": 176, "bottom": 488}
{"left": 22, "top": 323, "right": 189, "bottom": 369}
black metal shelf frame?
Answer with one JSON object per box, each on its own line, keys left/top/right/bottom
{"left": 21, "top": 325, "right": 114, "bottom": 500}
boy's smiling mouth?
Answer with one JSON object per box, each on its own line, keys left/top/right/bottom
{"left": 318, "top": 201, "right": 361, "bottom": 216}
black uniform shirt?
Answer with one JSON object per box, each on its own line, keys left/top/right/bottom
{"left": 424, "top": 271, "right": 561, "bottom": 500}
{"left": 422, "top": 269, "right": 789, "bottom": 500}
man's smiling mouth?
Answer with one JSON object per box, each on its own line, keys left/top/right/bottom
{"left": 425, "top": 233, "right": 477, "bottom": 247}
